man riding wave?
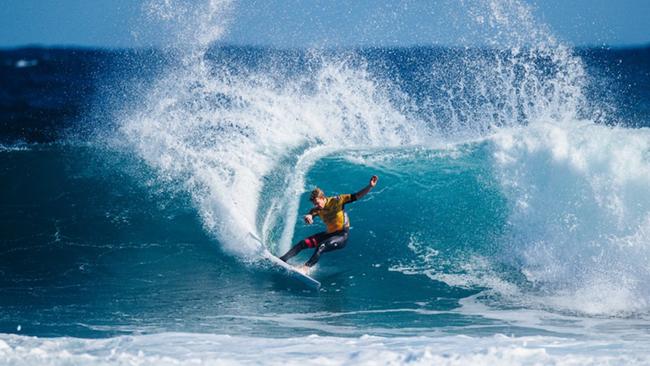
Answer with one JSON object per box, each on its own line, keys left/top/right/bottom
{"left": 280, "top": 175, "right": 378, "bottom": 274}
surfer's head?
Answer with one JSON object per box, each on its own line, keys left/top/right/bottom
{"left": 310, "top": 188, "right": 326, "bottom": 209}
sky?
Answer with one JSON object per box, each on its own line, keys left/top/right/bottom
{"left": 0, "top": 0, "right": 649, "bottom": 49}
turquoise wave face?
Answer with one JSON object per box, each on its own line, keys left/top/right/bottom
{"left": 285, "top": 146, "right": 508, "bottom": 278}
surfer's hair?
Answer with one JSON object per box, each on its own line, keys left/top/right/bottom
{"left": 310, "top": 188, "right": 325, "bottom": 202}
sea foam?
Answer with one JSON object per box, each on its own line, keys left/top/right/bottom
{"left": 1, "top": 332, "right": 648, "bottom": 366}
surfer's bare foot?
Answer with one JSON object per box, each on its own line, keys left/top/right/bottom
{"left": 297, "top": 265, "right": 310, "bottom": 275}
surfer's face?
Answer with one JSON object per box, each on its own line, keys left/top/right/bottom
{"left": 312, "top": 196, "right": 326, "bottom": 209}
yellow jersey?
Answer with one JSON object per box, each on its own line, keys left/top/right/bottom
{"left": 310, "top": 194, "right": 356, "bottom": 233}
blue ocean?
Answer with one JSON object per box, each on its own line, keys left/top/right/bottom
{"left": 2, "top": 1, "right": 650, "bottom": 364}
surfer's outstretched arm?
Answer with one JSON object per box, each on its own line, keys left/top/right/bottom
{"left": 353, "top": 175, "right": 378, "bottom": 201}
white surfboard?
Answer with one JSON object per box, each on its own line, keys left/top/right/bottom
{"left": 262, "top": 250, "right": 321, "bottom": 288}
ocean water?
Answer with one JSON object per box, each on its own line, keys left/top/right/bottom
{"left": 2, "top": 0, "right": 650, "bottom": 364}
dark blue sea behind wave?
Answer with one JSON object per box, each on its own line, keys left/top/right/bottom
{"left": 1, "top": 46, "right": 649, "bottom": 144}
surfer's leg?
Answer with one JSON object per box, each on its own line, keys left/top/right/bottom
{"left": 304, "top": 230, "right": 348, "bottom": 267}
{"left": 280, "top": 232, "right": 329, "bottom": 262}
{"left": 279, "top": 241, "right": 307, "bottom": 262}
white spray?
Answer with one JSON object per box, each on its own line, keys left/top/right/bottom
{"left": 121, "top": 0, "right": 428, "bottom": 258}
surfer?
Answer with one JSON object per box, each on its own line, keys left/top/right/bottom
{"left": 280, "top": 175, "right": 378, "bottom": 274}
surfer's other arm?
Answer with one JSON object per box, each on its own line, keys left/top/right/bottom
{"left": 304, "top": 208, "right": 319, "bottom": 224}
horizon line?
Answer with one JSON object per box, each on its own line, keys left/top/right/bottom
{"left": 2, "top": 41, "right": 650, "bottom": 53}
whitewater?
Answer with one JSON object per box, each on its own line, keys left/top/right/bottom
{"left": 1, "top": 0, "right": 650, "bottom": 364}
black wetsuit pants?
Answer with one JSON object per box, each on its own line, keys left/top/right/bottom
{"left": 279, "top": 228, "right": 349, "bottom": 267}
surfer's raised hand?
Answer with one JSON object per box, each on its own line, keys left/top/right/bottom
{"left": 353, "top": 175, "right": 379, "bottom": 201}
{"left": 304, "top": 214, "right": 314, "bottom": 224}
{"left": 369, "top": 175, "right": 378, "bottom": 187}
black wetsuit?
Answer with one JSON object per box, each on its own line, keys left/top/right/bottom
{"left": 280, "top": 193, "right": 356, "bottom": 267}
{"left": 279, "top": 227, "right": 349, "bottom": 267}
